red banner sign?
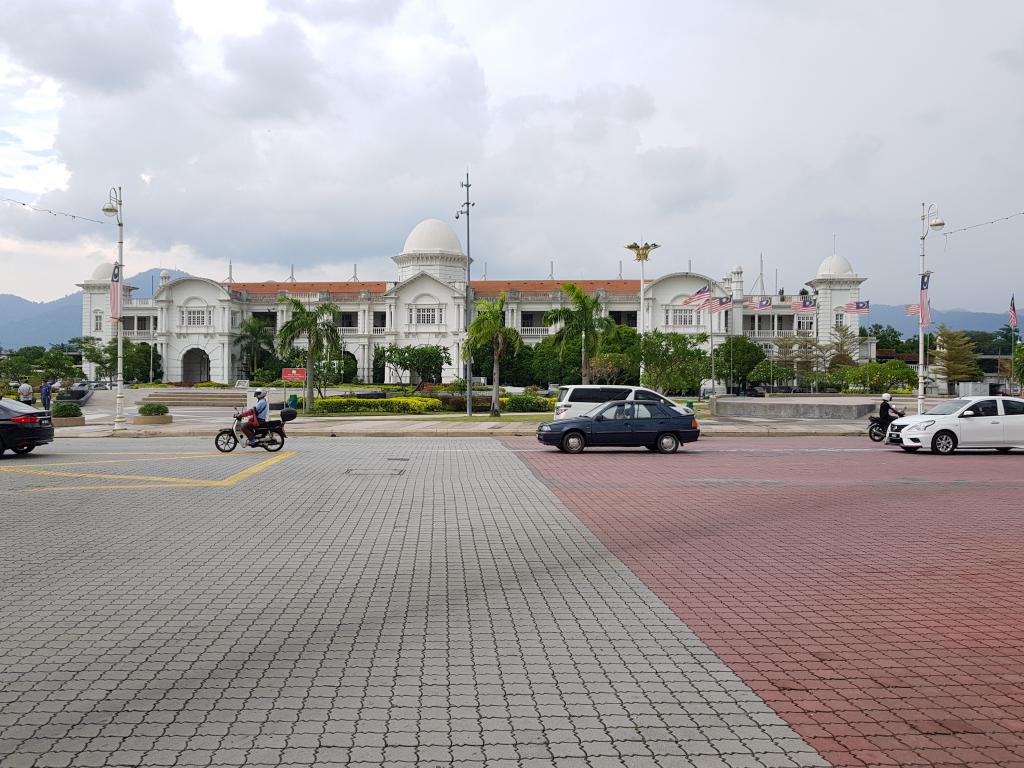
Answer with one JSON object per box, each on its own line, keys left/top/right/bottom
{"left": 282, "top": 368, "right": 306, "bottom": 382}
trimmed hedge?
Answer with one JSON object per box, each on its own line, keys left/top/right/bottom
{"left": 138, "top": 403, "right": 169, "bottom": 416}
{"left": 51, "top": 402, "right": 82, "bottom": 418}
{"left": 500, "top": 394, "right": 556, "bottom": 412}
{"left": 312, "top": 396, "right": 443, "bottom": 415}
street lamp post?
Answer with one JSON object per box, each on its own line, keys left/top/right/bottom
{"left": 456, "top": 173, "right": 475, "bottom": 416}
{"left": 625, "top": 242, "right": 659, "bottom": 382}
{"left": 102, "top": 187, "right": 126, "bottom": 430}
{"left": 918, "top": 203, "right": 945, "bottom": 414}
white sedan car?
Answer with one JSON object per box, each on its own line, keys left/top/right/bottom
{"left": 886, "top": 395, "right": 1024, "bottom": 454}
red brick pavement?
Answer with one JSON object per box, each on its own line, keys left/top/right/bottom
{"left": 510, "top": 437, "right": 1024, "bottom": 768}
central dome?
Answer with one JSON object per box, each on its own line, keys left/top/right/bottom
{"left": 90, "top": 262, "right": 116, "bottom": 281}
{"left": 816, "top": 253, "right": 855, "bottom": 278}
{"left": 402, "top": 218, "right": 463, "bottom": 255}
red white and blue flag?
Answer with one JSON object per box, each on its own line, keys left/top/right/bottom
{"left": 683, "top": 285, "right": 710, "bottom": 306}
{"left": 790, "top": 297, "right": 817, "bottom": 313}
{"left": 1010, "top": 295, "right": 1018, "bottom": 329}
{"left": 109, "top": 263, "right": 122, "bottom": 320}
{"left": 919, "top": 272, "right": 931, "bottom": 326}
{"left": 906, "top": 304, "right": 921, "bottom": 317}
{"left": 745, "top": 298, "right": 773, "bottom": 311}
{"left": 844, "top": 300, "right": 870, "bottom": 315}
{"left": 706, "top": 296, "right": 733, "bottom": 314}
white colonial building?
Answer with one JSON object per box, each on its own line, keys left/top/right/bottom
{"left": 79, "top": 218, "right": 874, "bottom": 384}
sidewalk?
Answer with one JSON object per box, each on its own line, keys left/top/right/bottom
{"left": 54, "top": 413, "right": 869, "bottom": 439}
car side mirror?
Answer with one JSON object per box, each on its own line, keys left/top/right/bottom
{"left": 961, "top": 410, "right": 975, "bottom": 418}
{"left": 594, "top": 414, "right": 605, "bottom": 422}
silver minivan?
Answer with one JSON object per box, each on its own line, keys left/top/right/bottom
{"left": 554, "top": 385, "right": 692, "bottom": 420}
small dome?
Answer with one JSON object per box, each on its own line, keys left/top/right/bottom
{"left": 160, "top": 269, "right": 170, "bottom": 278}
{"left": 402, "top": 218, "right": 463, "bottom": 254}
{"left": 816, "top": 253, "right": 855, "bottom": 278}
{"left": 90, "top": 262, "right": 115, "bottom": 281}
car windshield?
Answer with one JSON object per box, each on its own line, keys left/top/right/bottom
{"left": 926, "top": 399, "right": 970, "bottom": 415}
{"left": 580, "top": 403, "right": 606, "bottom": 417}
{"left": 0, "top": 398, "right": 39, "bottom": 414}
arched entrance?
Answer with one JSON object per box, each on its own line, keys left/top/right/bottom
{"left": 181, "top": 348, "right": 211, "bottom": 383}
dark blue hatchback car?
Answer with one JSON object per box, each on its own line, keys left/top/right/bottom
{"left": 536, "top": 399, "right": 699, "bottom": 454}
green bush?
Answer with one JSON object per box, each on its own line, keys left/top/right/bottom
{"left": 130, "top": 382, "right": 175, "bottom": 389}
{"left": 194, "top": 381, "right": 232, "bottom": 388}
{"left": 442, "top": 394, "right": 494, "bottom": 411}
{"left": 500, "top": 394, "right": 556, "bottom": 412}
{"left": 311, "top": 396, "right": 443, "bottom": 415}
{"left": 51, "top": 402, "right": 82, "bottom": 418}
{"left": 138, "top": 403, "right": 170, "bottom": 416}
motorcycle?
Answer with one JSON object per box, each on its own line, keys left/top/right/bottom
{"left": 215, "top": 407, "right": 296, "bottom": 453}
{"left": 867, "top": 410, "right": 904, "bottom": 443}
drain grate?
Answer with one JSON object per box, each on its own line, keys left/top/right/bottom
{"left": 345, "top": 468, "right": 405, "bottom": 476}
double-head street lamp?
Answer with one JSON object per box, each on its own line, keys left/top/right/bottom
{"left": 625, "top": 241, "right": 659, "bottom": 381}
{"left": 918, "top": 203, "right": 945, "bottom": 414}
{"left": 102, "top": 187, "right": 126, "bottom": 430}
{"left": 456, "top": 173, "right": 475, "bottom": 416}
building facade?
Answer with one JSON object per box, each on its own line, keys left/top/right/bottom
{"left": 79, "top": 218, "right": 874, "bottom": 384}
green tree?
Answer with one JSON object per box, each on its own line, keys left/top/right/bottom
{"left": 597, "top": 324, "right": 641, "bottom": 384}
{"left": 378, "top": 344, "right": 452, "bottom": 386}
{"left": 932, "top": 325, "right": 983, "bottom": 394}
{"left": 1013, "top": 345, "right": 1024, "bottom": 388}
{"left": 276, "top": 297, "right": 342, "bottom": 407}
{"left": 466, "top": 293, "right": 523, "bottom": 416}
{"left": 532, "top": 334, "right": 581, "bottom": 386}
{"left": 747, "top": 359, "right": 795, "bottom": 388}
{"left": 544, "top": 283, "right": 614, "bottom": 385}
{"left": 862, "top": 323, "right": 903, "bottom": 350}
{"left": 715, "top": 336, "right": 765, "bottom": 390}
{"left": 236, "top": 318, "right": 276, "bottom": 375}
{"left": 587, "top": 353, "right": 634, "bottom": 385}
{"left": 38, "top": 349, "right": 80, "bottom": 381}
{"left": 639, "top": 331, "right": 708, "bottom": 394}
{"left": 74, "top": 336, "right": 114, "bottom": 379}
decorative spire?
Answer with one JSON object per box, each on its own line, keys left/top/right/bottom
{"left": 223, "top": 260, "right": 234, "bottom": 284}
{"left": 349, "top": 263, "right": 358, "bottom": 282}
{"left": 287, "top": 264, "right": 296, "bottom": 283}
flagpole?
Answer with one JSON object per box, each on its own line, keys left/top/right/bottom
{"left": 102, "top": 187, "right": 126, "bottom": 431}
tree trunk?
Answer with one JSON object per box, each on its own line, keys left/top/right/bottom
{"left": 305, "top": 348, "right": 314, "bottom": 410}
{"left": 491, "top": 351, "right": 501, "bottom": 417}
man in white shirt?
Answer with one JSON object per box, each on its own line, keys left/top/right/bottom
{"left": 18, "top": 382, "right": 34, "bottom": 405}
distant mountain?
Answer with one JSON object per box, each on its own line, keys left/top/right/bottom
{"left": 0, "top": 269, "right": 189, "bottom": 349}
{"left": 867, "top": 304, "right": 1008, "bottom": 336}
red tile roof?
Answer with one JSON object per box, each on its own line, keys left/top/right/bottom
{"left": 471, "top": 279, "right": 640, "bottom": 295}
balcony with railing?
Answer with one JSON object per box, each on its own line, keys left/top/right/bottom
{"left": 743, "top": 329, "right": 815, "bottom": 339}
{"left": 123, "top": 329, "right": 156, "bottom": 339}
{"left": 372, "top": 327, "right": 389, "bottom": 335}
{"left": 519, "top": 326, "right": 550, "bottom": 338}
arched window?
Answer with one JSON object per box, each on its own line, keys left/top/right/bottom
{"left": 93, "top": 312, "right": 103, "bottom": 332}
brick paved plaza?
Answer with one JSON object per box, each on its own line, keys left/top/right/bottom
{"left": 1, "top": 437, "right": 1022, "bottom": 768}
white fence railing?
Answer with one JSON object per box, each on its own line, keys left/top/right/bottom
{"left": 519, "top": 327, "right": 549, "bottom": 337}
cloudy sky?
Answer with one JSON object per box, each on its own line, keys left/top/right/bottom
{"left": 1, "top": 1, "right": 1023, "bottom": 309}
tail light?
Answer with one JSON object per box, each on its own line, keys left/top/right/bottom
{"left": 12, "top": 415, "right": 39, "bottom": 424}
{"left": 691, "top": 418, "right": 698, "bottom": 429}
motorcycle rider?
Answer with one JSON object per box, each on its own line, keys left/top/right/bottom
{"left": 239, "top": 389, "right": 269, "bottom": 447}
{"left": 878, "top": 393, "right": 904, "bottom": 430}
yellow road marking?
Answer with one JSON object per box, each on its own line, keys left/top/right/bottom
{"left": 11, "top": 454, "right": 246, "bottom": 468}
{"left": 4, "top": 451, "right": 295, "bottom": 493}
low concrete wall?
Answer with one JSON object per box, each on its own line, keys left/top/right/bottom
{"left": 712, "top": 398, "right": 874, "bottom": 419}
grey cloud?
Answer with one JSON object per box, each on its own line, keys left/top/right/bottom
{"left": 222, "top": 20, "right": 326, "bottom": 119}
{"left": 270, "top": 0, "right": 406, "bottom": 25}
{"left": 0, "top": 1, "right": 181, "bottom": 93}
{"left": 637, "top": 147, "right": 734, "bottom": 214}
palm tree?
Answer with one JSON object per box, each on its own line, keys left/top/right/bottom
{"left": 236, "top": 317, "right": 275, "bottom": 375}
{"left": 466, "top": 293, "right": 522, "bottom": 416}
{"left": 544, "top": 283, "right": 615, "bottom": 384}
{"left": 276, "top": 297, "right": 341, "bottom": 408}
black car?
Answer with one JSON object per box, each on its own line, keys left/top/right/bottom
{"left": 536, "top": 399, "right": 699, "bottom": 454}
{"left": 0, "top": 398, "right": 54, "bottom": 457}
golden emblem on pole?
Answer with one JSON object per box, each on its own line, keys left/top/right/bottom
{"left": 625, "top": 242, "right": 660, "bottom": 262}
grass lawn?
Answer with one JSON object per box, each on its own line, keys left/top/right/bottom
{"left": 302, "top": 410, "right": 553, "bottom": 421}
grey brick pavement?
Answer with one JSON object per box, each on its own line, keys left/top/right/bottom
{"left": 0, "top": 438, "right": 829, "bottom": 767}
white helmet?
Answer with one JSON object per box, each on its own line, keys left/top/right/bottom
{"left": 255, "top": 388, "right": 266, "bottom": 398}
{"left": 881, "top": 393, "right": 892, "bottom": 401}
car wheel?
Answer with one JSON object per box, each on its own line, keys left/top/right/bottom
{"left": 656, "top": 433, "right": 679, "bottom": 454}
{"left": 11, "top": 444, "right": 34, "bottom": 455}
{"left": 900, "top": 446, "right": 920, "bottom": 453}
{"left": 931, "top": 431, "right": 957, "bottom": 455}
{"left": 996, "top": 447, "right": 1013, "bottom": 453}
{"left": 560, "top": 431, "right": 585, "bottom": 454}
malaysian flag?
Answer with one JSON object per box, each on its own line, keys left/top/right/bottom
{"left": 844, "top": 300, "right": 870, "bottom": 315}
{"left": 790, "top": 297, "right": 817, "bottom": 313}
{"left": 1010, "top": 295, "right": 1018, "bottom": 329}
{"left": 707, "top": 297, "right": 732, "bottom": 314}
{"left": 906, "top": 304, "right": 921, "bottom": 317}
{"left": 109, "top": 263, "right": 122, "bottom": 320}
{"left": 745, "top": 298, "right": 772, "bottom": 311}
{"left": 682, "top": 285, "right": 710, "bottom": 306}
{"left": 919, "top": 272, "right": 931, "bottom": 326}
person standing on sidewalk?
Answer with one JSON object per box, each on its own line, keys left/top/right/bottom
{"left": 18, "top": 381, "right": 33, "bottom": 405}
{"left": 40, "top": 380, "right": 52, "bottom": 410}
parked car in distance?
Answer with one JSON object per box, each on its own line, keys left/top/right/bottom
{"left": 554, "top": 385, "right": 692, "bottom": 420}
{"left": 886, "top": 395, "right": 1024, "bottom": 454}
{"left": 0, "top": 398, "right": 54, "bottom": 457}
{"left": 538, "top": 400, "right": 699, "bottom": 454}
